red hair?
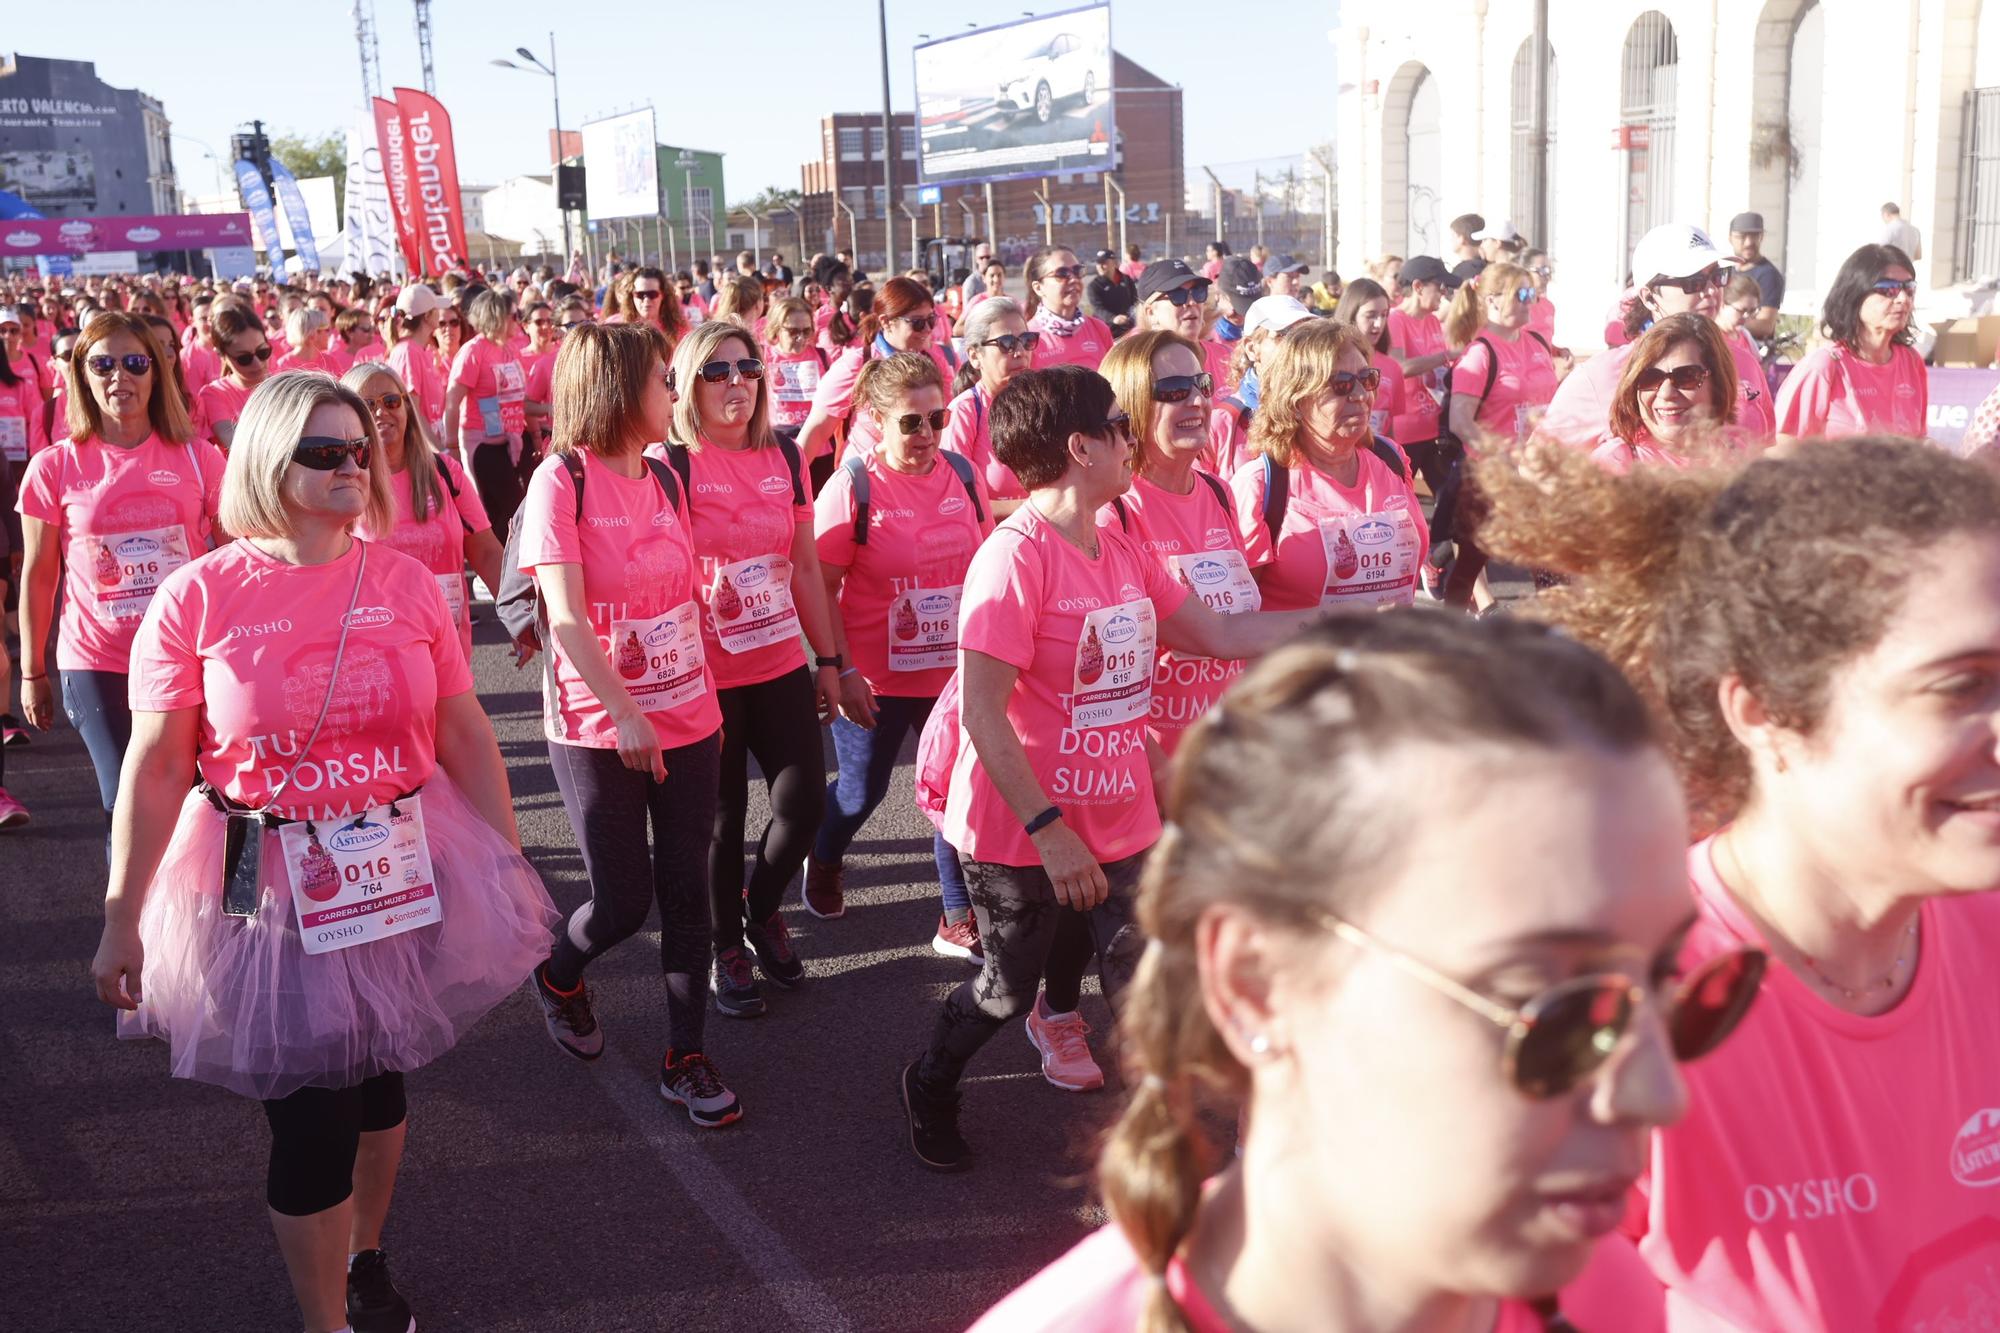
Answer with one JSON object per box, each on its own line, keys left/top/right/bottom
{"left": 856, "top": 276, "right": 935, "bottom": 347}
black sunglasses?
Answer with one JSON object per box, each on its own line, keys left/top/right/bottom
{"left": 1634, "top": 365, "right": 1711, "bottom": 394}
{"left": 1099, "top": 412, "right": 1131, "bottom": 437}
{"left": 230, "top": 344, "right": 274, "bottom": 368}
{"left": 1150, "top": 283, "right": 1210, "bottom": 308}
{"left": 1330, "top": 368, "right": 1383, "bottom": 398}
{"left": 86, "top": 353, "right": 153, "bottom": 378}
{"left": 561, "top": 317, "right": 593, "bottom": 331}
{"left": 697, "top": 357, "right": 764, "bottom": 383}
{"left": 896, "top": 408, "right": 951, "bottom": 435}
{"left": 1652, "top": 267, "right": 1728, "bottom": 295}
{"left": 632, "top": 288, "right": 666, "bottom": 301}
{"left": 293, "top": 435, "right": 372, "bottom": 471}
{"left": 893, "top": 314, "right": 937, "bottom": 332}
{"left": 1872, "top": 279, "right": 1917, "bottom": 297}
{"left": 1153, "top": 372, "right": 1215, "bottom": 403}
{"left": 980, "top": 331, "right": 1041, "bottom": 355}
{"left": 662, "top": 366, "right": 678, "bottom": 394}
{"left": 1044, "top": 265, "right": 1083, "bottom": 281}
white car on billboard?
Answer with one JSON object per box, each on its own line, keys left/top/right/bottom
{"left": 997, "top": 30, "right": 1101, "bottom": 124}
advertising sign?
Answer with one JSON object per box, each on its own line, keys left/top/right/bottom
{"left": 343, "top": 122, "right": 397, "bottom": 276}
{"left": 268, "top": 158, "right": 320, "bottom": 272}
{"left": 0, "top": 211, "right": 255, "bottom": 256}
{"left": 394, "top": 86, "right": 470, "bottom": 277}
{"left": 232, "top": 160, "right": 286, "bottom": 271}
{"left": 373, "top": 96, "right": 421, "bottom": 274}
{"left": 581, "top": 107, "right": 660, "bottom": 220}
{"left": 913, "top": 2, "right": 1113, "bottom": 187}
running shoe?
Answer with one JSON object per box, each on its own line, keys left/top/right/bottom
{"left": 930, "top": 914, "right": 983, "bottom": 963}
{"left": 1025, "top": 993, "right": 1105, "bottom": 1092}
{"left": 743, "top": 912, "right": 805, "bottom": 988}
{"left": 660, "top": 1050, "right": 743, "bottom": 1128}
{"left": 532, "top": 960, "right": 603, "bottom": 1061}
{"left": 346, "top": 1248, "right": 415, "bottom": 1333}
{"left": 0, "top": 714, "right": 28, "bottom": 747}
{"left": 711, "top": 946, "right": 767, "bottom": 1018}
{"left": 0, "top": 788, "right": 27, "bottom": 830}
{"left": 802, "top": 857, "right": 845, "bottom": 919}
{"left": 900, "top": 1059, "right": 971, "bottom": 1172}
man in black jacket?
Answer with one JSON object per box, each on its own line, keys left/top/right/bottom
{"left": 1086, "top": 248, "right": 1138, "bottom": 338}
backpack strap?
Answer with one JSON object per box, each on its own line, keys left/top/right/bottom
{"left": 1109, "top": 495, "right": 1130, "bottom": 531}
{"left": 1366, "top": 435, "right": 1409, "bottom": 483}
{"left": 1194, "top": 469, "right": 1231, "bottom": 515}
{"left": 842, "top": 455, "right": 872, "bottom": 547}
{"left": 1260, "top": 453, "right": 1289, "bottom": 548}
{"left": 772, "top": 430, "right": 808, "bottom": 506}
{"left": 935, "top": 448, "right": 984, "bottom": 523}
{"left": 1224, "top": 395, "right": 1252, "bottom": 434}
{"left": 662, "top": 441, "right": 693, "bottom": 505}
{"left": 813, "top": 347, "right": 831, "bottom": 372}
{"left": 561, "top": 449, "right": 586, "bottom": 521}
{"left": 433, "top": 454, "right": 477, "bottom": 533}
{"left": 642, "top": 454, "right": 685, "bottom": 519}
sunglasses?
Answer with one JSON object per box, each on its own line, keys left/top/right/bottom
{"left": 1872, "top": 279, "right": 1917, "bottom": 297}
{"left": 1329, "top": 368, "right": 1383, "bottom": 398}
{"left": 897, "top": 408, "right": 951, "bottom": 435}
{"left": 1531, "top": 266, "right": 1554, "bottom": 279}
{"left": 662, "top": 366, "right": 678, "bottom": 394}
{"left": 1634, "top": 365, "right": 1711, "bottom": 394}
{"left": 528, "top": 316, "right": 554, "bottom": 327}
{"left": 1653, "top": 268, "right": 1729, "bottom": 295}
{"left": 230, "top": 344, "right": 275, "bottom": 368}
{"left": 561, "top": 318, "right": 593, "bottom": 331}
{"left": 633, "top": 288, "right": 666, "bottom": 301}
{"left": 696, "top": 357, "right": 764, "bottom": 383}
{"left": 0, "top": 325, "right": 19, "bottom": 336}
{"left": 1099, "top": 412, "right": 1131, "bottom": 437}
{"left": 1044, "top": 265, "right": 1083, "bottom": 281}
{"left": 1319, "top": 910, "right": 1766, "bottom": 1099}
{"left": 86, "top": 353, "right": 153, "bottom": 378}
{"left": 1513, "top": 287, "right": 1542, "bottom": 305}
{"left": 363, "top": 392, "right": 405, "bottom": 412}
{"left": 893, "top": 314, "right": 936, "bottom": 332}
{"left": 981, "top": 331, "right": 1041, "bottom": 355}
{"left": 438, "top": 317, "right": 462, "bottom": 328}
{"left": 1153, "top": 372, "right": 1215, "bottom": 403}
{"left": 781, "top": 322, "right": 815, "bottom": 337}
{"left": 1149, "top": 283, "right": 1211, "bottom": 308}
{"left": 292, "top": 435, "right": 372, "bottom": 471}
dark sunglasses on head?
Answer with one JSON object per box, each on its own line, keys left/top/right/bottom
{"left": 1153, "top": 372, "right": 1215, "bottom": 403}
{"left": 1873, "top": 279, "right": 1917, "bottom": 297}
{"left": 86, "top": 353, "right": 153, "bottom": 377}
{"left": 1634, "top": 364, "right": 1711, "bottom": 394}
{"left": 363, "top": 392, "right": 405, "bottom": 412}
{"left": 893, "top": 314, "right": 936, "bottom": 332}
{"left": 897, "top": 408, "right": 951, "bottom": 435}
{"left": 1150, "top": 283, "right": 1210, "bottom": 308}
{"left": 292, "top": 435, "right": 372, "bottom": 471}
{"left": 1653, "top": 267, "right": 1728, "bottom": 295}
{"left": 230, "top": 344, "right": 274, "bottom": 368}
{"left": 1044, "top": 265, "right": 1083, "bottom": 281}
{"left": 697, "top": 357, "right": 764, "bottom": 383}
{"left": 981, "top": 331, "right": 1041, "bottom": 355}
{"left": 1330, "top": 368, "right": 1383, "bottom": 398}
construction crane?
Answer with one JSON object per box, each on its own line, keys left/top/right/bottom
{"left": 414, "top": 0, "right": 436, "bottom": 95}
{"left": 352, "top": 0, "right": 383, "bottom": 103}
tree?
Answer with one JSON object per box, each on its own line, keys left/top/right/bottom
{"left": 271, "top": 131, "right": 347, "bottom": 218}
{"left": 727, "top": 185, "right": 804, "bottom": 219}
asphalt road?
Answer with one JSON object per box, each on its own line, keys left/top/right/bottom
{"left": 0, "top": 611, "right": 1123, "bottom": 1333}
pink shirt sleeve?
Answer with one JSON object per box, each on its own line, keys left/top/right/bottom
{"left": 15, "top": 446, "right": 61, "bottom": 526}
{"left": 127, "top": 569, "right": 205, "bottom": 712}
{"left": 1229, "top": 458, "right": 1275, "bottom": 569}
{"left": 449, "top": 340, "right": 483, "bottom": 393}
{"left": 426, "top": 571, "right": 474, "bottom": 698}
{"left": 808, "top": 346, "right": 865, "bottom": 422}
{"left": 1774, "top": 347, "right": 1837, "bottom": 438}
{"left": 811, "top": 460, "right": 861, "bottom": 569}
{"left": 1451, "top": 338, "right": 1497, "bottom": 405}
{"left": 958, "top": 532, "right": 1041, "bottom": 672}
{"left": 517, "top": 457, "right": 580, "bottom": 569}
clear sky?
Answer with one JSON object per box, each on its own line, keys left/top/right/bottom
{"left": 6, "top": 0, "right": 1336, "bottom": 205}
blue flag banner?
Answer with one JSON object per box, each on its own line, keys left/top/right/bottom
{"left": 233, "top": 159, "right": 286, "bottom": 273}
{"left": 268, "top": 158, "right": 320, "bottom": 273}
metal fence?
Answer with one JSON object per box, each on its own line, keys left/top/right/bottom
{"left": 1188, "top": 151, "right": 1335, "bottom": 271}
{"left": 1959, "top": 87, "right": 2000, "bottom": 282}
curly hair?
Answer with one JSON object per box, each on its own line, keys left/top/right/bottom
{"left": 1247, "top": 319, "right": 1378, "bottom": 468}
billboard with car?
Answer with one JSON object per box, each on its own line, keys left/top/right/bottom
{"left": 913, "top": 2, "right": 1114, "bottom": 187}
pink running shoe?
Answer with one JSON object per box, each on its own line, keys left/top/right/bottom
{"left": 0, "top": 788, "right": 28, "bottom": 830}
{"left": 1025, "top": 992, "right": 1103, "bottom": 1092}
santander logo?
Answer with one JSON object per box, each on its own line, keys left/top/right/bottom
{"left": 1950, "top": 1107, "right": 2000, "bottom": 1187}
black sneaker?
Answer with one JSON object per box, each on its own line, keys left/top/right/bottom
{"left": 347, "top": 1248, "right": 415, "bottom": 1333}
{"left": 533, "top": 961, "right": 604, "bottom": 1060}
{"left": 711, "top": 946, "right": 766, "bottom": 1018}
{"left": 660, "top": 1049, "right": 744, "bottom": 1128}
{"left": 900, "top": 1059, "right": 971, "bottom": 1172}
{"left": 743, "top": 912, "right": 805, "bottom": 989}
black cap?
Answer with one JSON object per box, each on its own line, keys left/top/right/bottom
{"left": 1094, "top": 249, "right": 1117, "bottom": 263}
{"left": 1219, "top": 256, "right": 1265, "bottom": 315}
{"left": 1447, "top": 259, "right": 1486, "bottom": 289}
{"left": 1137, "top": 259, "right": 1205, "bottom": 301}
{"left": 1729, "top": 212, "right": 1765, "bottom": 234}
{"left": 1399, "top": 255, "right": 1450, "bottom": 286}
{"left": 1265, "top": 254, "right": 1308, "bottom": 275}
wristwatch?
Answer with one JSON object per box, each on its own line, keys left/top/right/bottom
{"left": 815, "top": 654, "right": 844, "bottom": 670}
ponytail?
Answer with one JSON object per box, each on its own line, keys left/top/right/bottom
{"left": 1442, "top": 280, "right": 1483, "bottom": 349}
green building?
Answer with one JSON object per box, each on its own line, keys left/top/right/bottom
{"left": 657, "top": 143, "right": 725, "bottom": 262}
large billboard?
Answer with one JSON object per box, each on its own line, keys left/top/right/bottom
{"left": 914, "top": 3, "right": 1113, "bottom": 187}
{"left": 581, "top": 107, "right": 660, "bottom": 220}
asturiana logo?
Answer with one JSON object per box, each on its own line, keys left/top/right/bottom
{"left": 757, "top": 475, "right": 790, "bottom": 496}
{"left": 327, "top": 822, "right": 392, "bottom": 855}
{"left": 343, "top": 606, "right": 396, "bottom": 629}
{"left": 938, "top": 493, "right": 966, "bottom": 516}
{"left": 1103, "top": 613, "right": 1138, "bottom": 645}
{"left": 1951, "top": 1107, "right": 2000, "bottom": 1187}
{"left": 1355, "top": 519, "right": 1394, "bottom": 546}
{"left": 734, "top": 563, "right": 770, "bottom": 590}
{"left": 642, "top": 621, "right": 676, "bottom": 647}
{"left": 3, "top": 230, "right": 38, "bottom": 249}
{"left": 917, "top": 592, "right": 954, "bottom": 616}
{"left": 148, "top": 469, "right": 182, "bottom": 487}
{"left": 125, "top": 226, "right": 162, "bottom": 245}
{"left": 1189, "top": 559, "right": 1229, "bottom": 586}
{"left": 1204, "top": 528, "right": 1232, "bottom": 550}
{"left": 114, "top": 535, "right": 161, "bottom": 559}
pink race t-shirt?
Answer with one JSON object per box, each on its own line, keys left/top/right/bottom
{"left": 1527, "top": 292, "right": 1557, "bottom": 341}
{"left": 183, "top": 342, "right": 221, "bottom": 392}
{"left": 387, "top": 340, "right": 445, "bottom": 435}
{"left": 1028, "top": 312, "right": 1114, "bottom": 371}
{"left": 649, "top": 439, "right": 814, "bottom": 691}
{"left": 1201, "top": 339, "right": 1236, "bottom": 397}
{"left": 1388, "top": 308, "right": 1449, "bottom": 441}
{"left": 765, "top": 346, "right": 828, "bottom": 430}
{"left": 126, "top": 538, "right": 469, "bottom": 822}
{"left": 1369, "top": 349, "right": 1410, "bottom": 445}
{"left": 1630, "top": 838, "right": 2000, "bottom": 1332}
{"left": 1452, "top": 332, "right": 1560, "bottom": 442}
{"left": 941, "top": 384, "right": 1028, "bottom": 504}
{"left": 1774, "top": 343, "right": 1929, "bottom": 441}
{"left": 813, "top": 454, "right": 992, "bottom": 699}
{"left": 1203, "top": 403, "right": 1254, "bottom": 482}
{"left": 942, "top": 503, "right": 1189, "bottom": 868}
{"left": 197, "top": 377, "right": 254, "bottom": 451}
{"left": 17, "top": 434, "right": 225, "bottom": 672}
{"left": 1590, "top": 438, "right": 1688, "bottom": 474}
{"left": 0, "top": 374, "right": 48, "bottom": 466}
{"left": 1543, "top": 339, "right": 1775, "bottom": 452}
{"left": 271, "top": 348, "right": 343, "bottom": 377}
{"left": 1100, "top": 471, "right": 1255, "bottom": 755}
{"left": 520, "top": 346, "right": 559, "bottom": 408}
{"left": 449, "top": 337, "right": 529, "bottom": 441}
{"left": 517, "top": 450, "right": 722, "bottom": 750}
{"left": 1230, "top": 450, "right": 1429, "bottom": 613}
{"left": 353, "top": 454, "right": 492, "bottom": 651}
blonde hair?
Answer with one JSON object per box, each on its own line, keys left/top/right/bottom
{"left": 219, "top": 371, "right": 392, "bottom": 539}
{"left": 551, "top": 322, "right": 672, "bottom": 457}
{"left": 1101, "top": 329, "right": 1203, "bottom": 466}
{"left": 1247, "top": 320, "right": 1377, "bottom": 468}
{"left": 284, "top": 305, "right": 329, "bottom": 349}
{"left": 66, "top": 311, "right": 194, "bottom": 445}
{"left": 341, "top": 361, "right": 447, "bottom": 521}
{"left": 671, "top": 321, "right": 775, "bottom": 449}
{"left": 1443, "top": 261, "right": 1532, "bottom": 349}
{"left": 467, "top": 288, "right": 515, "bottom": 344}
{"left": 852, "top": 351, "right": 943, "bottom": 440}
{"left": 714, "top": 275, "right": 767, "bottom": 329}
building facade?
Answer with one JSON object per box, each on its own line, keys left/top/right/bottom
{"left": 1336, "top": 0, "right": 2000, "bottom": 346}
{"left": 0, "top": 52, "right": 176, "bottom": 217}
{"left": 798, "top": 52, "right": 1184, "bottom": 275}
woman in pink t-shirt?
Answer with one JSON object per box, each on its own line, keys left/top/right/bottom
{"left": 798, "top": 276, "right": 961, "bottom": 488}
{"left": 517, "top": 323, "right": 745, "bottom": 1127}
{"left": 385, "top": 285, "right": 447, "bottom": 442}
{"left": 0, "top": 332, "right": 49, "bottom": 474}
{"left": 762, "top": 296, "right": 831, "bottom": 440}
{"left": 974, "top": 611, "right": 1762, "bottom": 1333}
{"left": 1335, "top": 278, "right": 1419, "bottom": 466}
{"left": 941, "top": 296, "right": 1037, "bottom": 519}
{"left": 1775, "top": 243, "right": 1928, "bottom": 445}
{"left": 516, "top": 299, "right": 560, "bottom": 451}
{"left": 89, "top": 371, "right": 552, "bottom": 1333}
{"left": 660, "top": 321, "right": 843, "bottom": 1018}
{"left": 901, "top": 364, "right": 1327, "bottom": 1172}
{"left": 813, "top": 352, "right": 994, "bottom": 963}
{"left": 1024, "top": 246, "right": 1114, "bottom": 372}
{"left": 271, "top": 307, "right": 341, "bottom": 377}
{"left": 197, "top": 301, "right": 273, "bottom": 452}
{"left": 1387, "top": 255, "right": 1452, "bottom": 436}
{"left": 17, "top": 312, "right": 222, "bottom": 838}
{"left": 1590, "top": 314, "right": 1742, "bottom": 475}
{"left": 444, "top": 289, "right": 534, "bottom": 537}
{"left": 1481, "top": 436, "right": 2000, "bottom": 1333}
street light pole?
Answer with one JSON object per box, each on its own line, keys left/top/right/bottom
{"left": 491, "top": 35, "right": 572, "bottom": 262}
{"left": 878, "top": 0, "right": 895, "bottom": 275}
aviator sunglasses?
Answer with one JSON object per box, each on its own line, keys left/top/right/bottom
{"left": 897, "top": 408, "right": 950, "bottom": 435}
{"left": 86, "top": 352, "right": 154, "bottom": 377}
{"left": 1633, "top": 364, "right": 1711, "bottom": 394}
{"left": 696, "top": 357, "right": 765, "bottom": 383}
{"left": 1152, "top": 372, "right": 1215, "bottom": 403}
{"left": 293, "top": 435, "right": 372, "bottom": 471}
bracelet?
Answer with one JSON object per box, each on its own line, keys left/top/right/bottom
{"left": 1024, "top": 805, "right": 1062, "bottom": 836}
{"left": 815, "top": 654, "right": 844, "bottom": 670}
{"left": 21, "top": 673, "right": 45, "bottom": 682}
{"left": 839, "top": 667, "right": 859, "bottom": 679}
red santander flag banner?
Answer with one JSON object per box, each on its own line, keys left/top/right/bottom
{"left": 372, "top": 96, "right": 421, "bottom": 275}
{"left": 394, "top": 86, "right": 469, "bottom": 278}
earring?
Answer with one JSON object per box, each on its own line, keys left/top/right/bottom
{"left": 1247, "top": 1033, "right": 1271, "bottom": 1056}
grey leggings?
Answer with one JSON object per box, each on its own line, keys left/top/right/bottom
{"left": 913, "top": 851, "right": 1146, "bottom": 1097}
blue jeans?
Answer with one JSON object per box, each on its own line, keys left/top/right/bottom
{"left": 62, "top": 668, "right": 131, "bottom": 855}
{"left": 815, "top": 694, "right": 968, "bottom": 914}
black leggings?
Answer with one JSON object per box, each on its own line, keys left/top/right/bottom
{"left": 468, "top": 438, "right": 536, "bottom": 538}
{"left": 260, "top": 1072, "right": 407, "bottom": 1217}
{"left": 711, "top": 667, "right": 826, "bottom": 953}
{"left": 914, "top": 853, "right": 1146, "bottom": 1096}
{"left": 546, "top": 731, "right": 721, "bottom": 1054}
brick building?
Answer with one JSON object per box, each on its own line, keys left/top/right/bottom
{"left": 799, "top": 52, "right": 1184, "bottom": 277}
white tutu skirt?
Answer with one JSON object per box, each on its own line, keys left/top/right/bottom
{"left": 119, "top": 773, "right": 557, "bottom": 1100}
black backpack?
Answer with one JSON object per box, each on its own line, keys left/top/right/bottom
{"left": 1438, "top": 331, "right": 1552, "bottom": 449}
{"left": 1257, "top": 437, "right": 1411, "bottom": 547}
{"left": 659, "top": 431, "right": 808, "bottom": 512}
{"left": 839, "top": 451, "right": 983, "bottom": 545}
{"left": 432, "top": 455, "right": 476, "bottom": 534}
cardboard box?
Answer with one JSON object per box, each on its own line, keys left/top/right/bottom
{"left": 1930, "top": 315, "right": 2000, "bottom": 367}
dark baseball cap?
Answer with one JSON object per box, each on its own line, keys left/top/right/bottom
{"left": 1219, "top": 256, "right": 1265, "bottom": 315}
{"left": 1137, "top": 259, "right": 1205, "bottom": 301}
{"left": 1729, "top": 212, "right": 1766, "bottom": 234}
{"left": 1094, "top": 249, "right": 1117, "bottom": 263}
{"left": 1400, "top": 255, "right": 1450, "bottom": 285}
{"left": 1448, "top": 259, "right": 1486, "bottom": 289}
{"left": 1265, "top": 254, "right": 1308, "bottom": 275}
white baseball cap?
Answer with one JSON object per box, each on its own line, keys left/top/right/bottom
{"left": 1242, "top": 295, "right": 1316, "bottom": 338}
{"left": 1471, "top": 219, "right": 1522, "bottom": 243}
{"left": 394, "top": 284, "right": 447, "bottom": 318}
{"left": 1630, "top": 223, "right": 1729, "bottom": 288}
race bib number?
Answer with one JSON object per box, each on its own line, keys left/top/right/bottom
{"left": 610, "top": 601, "right": 708, "bottom": 710}
{"left": 1069, "top": 597, "right": 1157, "bottom": 729}
{"left": 772, "top": 357, "right": 822, "bottom": 404}
{"left": 1369, "top": 408, "right": 1390, "bottom": 437}
{"left": 1514, "top": 403, "right": 1546, "bottom": 440}
{"left": 89, "top": 525, "right": 193, "bottom": 621}
{"left": 494, "top": 360, "right": 528, "bottom": 434}
{"left": 1318, "top": 509, "right": 1420, "bottom": 608}
{"left": 435, "top": 572, "right": 466, "bottom": 626}
{"left": 0, "top": 416, "right": 24, "bottom": 462}
{"left": 888, "top": 584, "right": 961, "bottom": 672}
{"left": 709, "top": 555, "right": 801, "bottom": 654}
{"left": 282, "top": 796, "right": 440, "bottom": 955}
{"left": 1167, "top": 550, "right": 1260, "bottom": 620}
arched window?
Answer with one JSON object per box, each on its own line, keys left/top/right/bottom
{"left": 1620, "top": 12, "right": 1680, "bottom": 267}
{"left": 1406, "top": 69, "right": 1442, "bottom": 256}
{"left": 1509, "top": 38, "right": 1558, "bottom": 251}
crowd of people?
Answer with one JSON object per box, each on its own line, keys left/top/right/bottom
{"left": 1, "top": 208, "right": 1993, "bottom": 1333}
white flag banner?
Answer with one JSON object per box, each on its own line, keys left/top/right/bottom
{"left": 343, "top": 123, "right": 397, "bottom": 276}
